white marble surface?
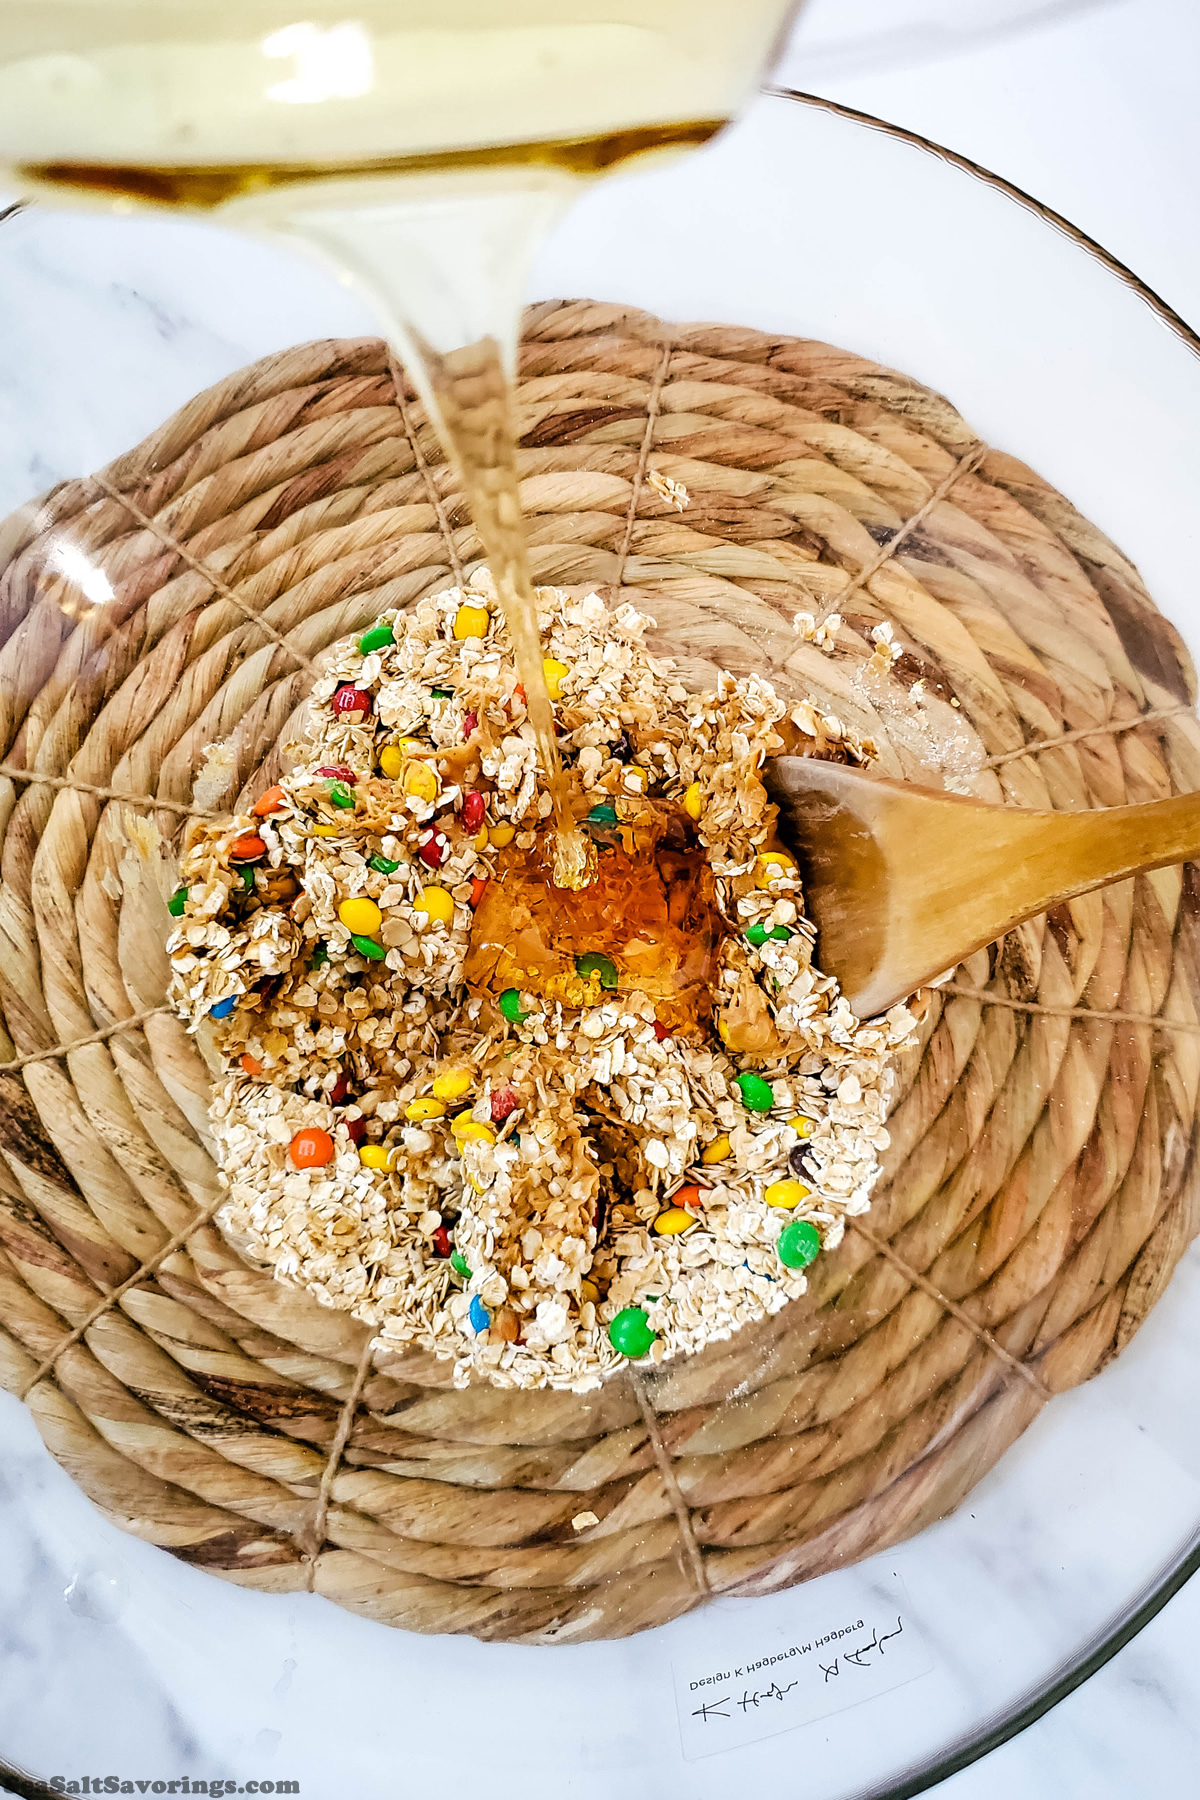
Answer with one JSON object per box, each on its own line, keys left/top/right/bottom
{"left": 3, "top": 4, "right": 1200, "bottom": 1795}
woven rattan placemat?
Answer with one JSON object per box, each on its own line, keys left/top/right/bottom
{"left": 0, "top": 300, "right": 1197, "bottom": 1643}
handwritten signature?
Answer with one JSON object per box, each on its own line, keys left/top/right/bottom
{"left": 693, "top": 1617, "right": 907, "bottom": 1720}
{"left": 691, "top": 1681, "right": 797, "bottom": 1722}
{"left": 823, "top": 1616, "right": 905, "bottom": 1681}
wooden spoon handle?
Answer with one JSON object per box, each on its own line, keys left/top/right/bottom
{"left": 767, "top": 758, "right": 1200, "bottom": 1018}
{"left": 1033, "top": 789, "right": 1200, "bottom": 896}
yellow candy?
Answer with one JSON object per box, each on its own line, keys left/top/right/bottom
{"left": 338, "top": 896, "right": 382, "bottom": 936}
{"left": 453, "top": 603, "right": 489, "bottom": 640}
{"left": 702, "top": 1133, "right": 732, "bottom": 1164}
{"left": 472, "top": 827, "right": 489, "bottom": 852}
{"left": 358, "top": 1144, "right": 392, "bottom": 1170}
{"left": 490, "top": 823, "right": 516, "bottom": 848}
{"left": 415, "top": 886, "right": 454, "bottom": 926}
{"left": 755, "top": 850, "right": 797, "bottom": 889}
{"left": 453, "top": 1118, "right": 495, "bottom": 1144}
{"left": 622, "top": 766, "right": 648, "bottom": 792}
{"left": 683, "top": 782, "right": 703, "bottom": 821}
{"left": 378, "top": 743, "right": 405, "bottom": 779}
{"left": 787, "top": 1115, "right": 815, "bottom": 1139}
{"left": 403, "top": 762, "right": 440, "bottom": 803}
{"left": 406, "top": 1096, "right": 447, "bottom": 1121}
{"left": 764, "top": 1178, "right": 810, "bottom": 1209}
{"left": 311, "top": 824, "right": 339, "bottom": 837}
{"left": 432, "top": 1068, "right": 473, "bottom": 1102}
{"left": 579, "top": 1278, "right": 600, "bottom": 1304}
{"left": 653, "top": 1206, "right": 698, "bottom": 1236}
{"left": 542, "top": 658, "right": 569, "bottom": 700}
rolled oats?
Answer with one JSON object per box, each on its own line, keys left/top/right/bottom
{"left": 167, "top": 582, "right": 914, "bottom": 1391}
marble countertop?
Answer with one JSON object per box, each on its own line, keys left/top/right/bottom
{"left": 2, "top": 2, "right": 1199, "bottom": 1795}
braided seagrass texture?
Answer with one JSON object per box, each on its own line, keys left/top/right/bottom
{"left": 1, "top": 300, "right": 1199, "bottom": 1644}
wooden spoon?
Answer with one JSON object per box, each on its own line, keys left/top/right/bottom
{"left": 764, "top": 757, "right": 1200, "bottom": 1020}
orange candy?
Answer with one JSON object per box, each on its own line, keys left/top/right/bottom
{"left": 230, "top": 833, "right": 266, "bottom": 862}
{"left": 673, "top": 1184, "right": 707, "bottom": 1210}
{"left": 252, "top": 785, "right": 286, "bottom": 818}
{"left": 240, "top": 1053, "right": 263, "bottom": 1076}
{"left": 289, "top": 1127, "right": 335, "bottom": 1169}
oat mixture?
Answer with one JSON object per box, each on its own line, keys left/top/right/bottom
{"left": 167, "top": 578, "right": 915, "bottom": 1390}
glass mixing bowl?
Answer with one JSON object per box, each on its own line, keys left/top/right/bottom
{"left": 1, "top": 85, "right": 1199, "bottom": 1800}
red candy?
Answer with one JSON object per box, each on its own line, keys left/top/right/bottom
{"left": 462, "top": 710, "right": 478, "bottom": 740}
{"left": 462, "top": 790, "right": 485, "bottom": 833}
{"left": 328, "top": 1069, "right": 350, "bottom": 1106}
{"left": 345, "top": 1116, "right": 367, "bottom": 1146}
{"left": 469, "top": 876, "right": 490, "bottom": 910}
{"left": 332, "top": 684, "right": 372, "bottom": 717}
{"left": 490, "top": 1086, "right": 518, "bottom": 1124}
{"left": 432, "top": 1226, "right": 452, "bottom": 1258}
{"left": 317, "top": 764, "right": 356, "bottom": 784}
{"left": 419, "top": 832, "right": 448, "bottom": 869}
{"left": 653, "top": 1021, "right": 671, "bottom": 1042}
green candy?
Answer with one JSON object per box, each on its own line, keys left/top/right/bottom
{"left": 585, "top": 803, "right": 619, "bottom": 826}
{"left": 329, "top": 782, "right": 355, "bottom": 810}
{"left": 310, "top": 942, "right": 329, "bottom": 968}
{"left": 359, "top": 623, "right": 395, "bottom": 655}
{"left": 575, "top": 951, "right": 618, "bottom": 990}
{"left": 431, "top": 686, "right": 453, "bottom": 699}
{"left": 736, "top": 1070, "right": 776, "bottom": 1113}
{"left": 240, "top": 866, "right": 256, "bottom": 893}
{"left": 777, "top": 1219, "right": 821, "bottom": 1270}
{"left": 499, "top": 988, "right": 529, "bottom": 1024}
{"left": 167, "top": 887, "right": 188, "bottom": 917}
{"left": 350, "top": 934, "right": 388, "bottom": 961}
{"left": 745, "top": 921, "right": 793, "bottom": 947}
{"left": 608, "top": 1306, "right": 656, "bottom": 1359}
{"left": 369, "top": 854, "right": 400, "bottom": 875}
{"left": 450, "top": 1251, "right": 471, "bottom": 1278}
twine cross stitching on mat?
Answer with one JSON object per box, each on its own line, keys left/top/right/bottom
{"left": 942, "top": 983, "right": 1200, "bottom": 1036}
{"left": 847, "top": 1220, "right": 1054, "bottom": 1403}
{"left": 0, "top": 1005, "right": 171, "bottom": 1075}
{"left": 815, "top": 441, "right": 988, "bottom": 628}
{"left": 388, "top": 352, "right": 466, "bottom": 589}
{"left": 627, "top": 1366, "right": 710, "bottom": 1598}
{"left": 17, "top": 1185, "right": 230, "bottom": 1401}
{"left": 0, "top": 763, "right": 223, "bottom": 818}
{"left": 983, "top": 704, "right": 1192, "bottom": 769}
{"left": 89, "top": 473, "right": 323, "bottom": 679}
{"left": 612, "top": 340, "right": 674, "bottom": 597}
{"left": 302, "top": 1335, "right": 377, "bottom": 1583}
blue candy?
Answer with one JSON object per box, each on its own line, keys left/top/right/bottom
{"left": 210, "top": 995, "right": 237, "bottom": 1020}
{"left": 468, "top": 1295, "right": 490, "bottom": 1334}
